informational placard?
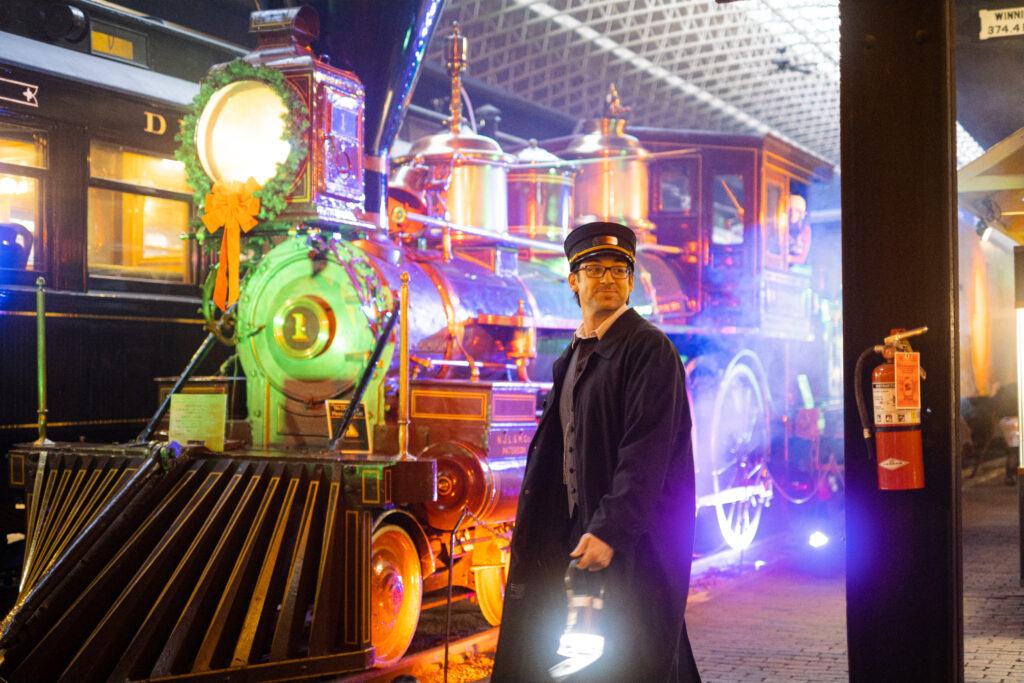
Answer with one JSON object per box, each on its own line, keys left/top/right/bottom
{"left": 894, "top": 351, "right": 921, "bottom": 410}
{"left": 979, "top": 7, "right": 1024, "bottom": 40}
{"left": 324, "top": 399, "right": 370, "bottom": 451}
{"left": 168, "top": 393, "right": 227, "bottom": 451}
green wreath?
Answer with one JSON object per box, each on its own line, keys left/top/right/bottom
{"left": 175, "top": 59, "right": 311, "bottom": 232}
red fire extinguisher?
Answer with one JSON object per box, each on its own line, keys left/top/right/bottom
{"left": 856, "top": 327, "right": 928, "bottom": 490}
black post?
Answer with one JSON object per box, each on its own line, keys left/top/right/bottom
{"left": 840, "top": 1, "right": 962, "bottom": 681}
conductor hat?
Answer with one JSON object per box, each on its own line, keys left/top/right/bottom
{"left": 564, "top": 221, "right": 637, "bottom": 269}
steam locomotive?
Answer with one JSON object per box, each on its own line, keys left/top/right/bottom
{"left": 0, "top": 1, "right": 843, "bottom": 680}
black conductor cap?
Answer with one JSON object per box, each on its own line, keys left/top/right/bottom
{"left": 564, "top": 221, "right": 637, "bottom": 268}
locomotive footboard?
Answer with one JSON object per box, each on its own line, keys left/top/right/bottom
{"left": 0, "top": 442, "right": 435, "bottom": 682}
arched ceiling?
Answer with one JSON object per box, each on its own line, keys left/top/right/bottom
{"left": 427, "top": 0, "right": 842, "bottom": 164}
{"left": 422, "top": 0, "right": 1004, "bottom": 169}
{"left": 106, "top": 0, "right": 1017, "bottom": 169}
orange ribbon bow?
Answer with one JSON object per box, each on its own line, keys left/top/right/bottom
{"left": 202, "top": 178, "right": 261, "bottom": 311}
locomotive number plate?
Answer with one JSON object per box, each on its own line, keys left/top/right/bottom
{"left": 273, "top": 296, "right": 335, "bottom": 359}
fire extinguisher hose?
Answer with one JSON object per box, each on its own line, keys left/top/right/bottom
{"left": 854, "top": 345, "right": 884, "bottom": 461}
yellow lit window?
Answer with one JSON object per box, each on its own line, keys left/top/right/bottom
{"left": 0, "top": 123, "right": 46, "bottom": 271}
{"left": 90, "top": 142, "right": 189, "bottom": 193}
{"left": 0, "top": 123, "right": 47, "bottom": 168}
{"left": 88, "top": 141, "right": 191, "bottom": 281}
{"left": 88, "top": 190, "right": 189, "bottom": 279}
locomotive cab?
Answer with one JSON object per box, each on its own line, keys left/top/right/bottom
{"left": 543, "top": 115, "right": 838, "bottom": 551}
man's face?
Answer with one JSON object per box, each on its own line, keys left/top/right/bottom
{"left": 568, "top": 255, "right": 634, "bottom": 318}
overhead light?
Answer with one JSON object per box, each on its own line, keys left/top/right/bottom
{"left": 808, "top": 530, "right": 829, "bottom": 548}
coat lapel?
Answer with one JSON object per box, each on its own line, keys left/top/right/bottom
{"left": 569, "top": 309, "right": 642, "bottom": 399}
{"left": 536, "top": 343, "right": 572, "bottom": 431}
{"left": 594, "top": 307, "right": 641, "bottom": 359}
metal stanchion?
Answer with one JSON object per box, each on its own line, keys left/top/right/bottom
{"left": 34, "top": 277, "right": 52, "bottom": 446}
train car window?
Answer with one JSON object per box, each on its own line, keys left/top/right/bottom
{"left": 87, "top": 141, "right": 191, "bottom": 281}
{"left": 0, "top": 123, "right": 47, "bottom": 271}
{"left": 711, "top": 174, "right": 744, "bottom": 245}
{"left": 658, "top": 166, "right": 693, "bottom": 214}
{"left": 0, "top": 124, "right": 47, "bottom": 168}
{"left": 90, "top": 142, "right": 190, "bottom": 194}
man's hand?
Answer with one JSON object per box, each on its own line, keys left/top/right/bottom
{"left": 570, "top": 533, "right": 614, "bottom": 570}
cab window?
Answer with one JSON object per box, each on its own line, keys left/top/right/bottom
{"left": 87, "top": 140, "right": 191, "bottom": 282}
{"left": 765, "top": 180, "right": 785, "bottom": 259}
{"left": 658, "top": 165, "right": 694, "bottom": 215}
{"left": 711, "top": 173, "right": 744, "bottom": 245}
{"left": 0, "top": 122, "right": 47, "bottom": 271}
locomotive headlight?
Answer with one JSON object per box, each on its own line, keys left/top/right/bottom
{"left": 195, "top": 80, "right": 291, "bottom": 185}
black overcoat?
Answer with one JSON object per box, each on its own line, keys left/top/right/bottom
{"left": 491, "top": 308, "right": 700, "bottom": 682}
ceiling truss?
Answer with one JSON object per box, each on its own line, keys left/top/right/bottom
{"left": 427, "top": 0, "right": 842, "bottom": 164}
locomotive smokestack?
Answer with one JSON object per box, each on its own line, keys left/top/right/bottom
{"left": 445, "top": 22, "right": 467, "bottom": 135}
{"left": 317, "top": 0, "right": 446, "bottom": 228}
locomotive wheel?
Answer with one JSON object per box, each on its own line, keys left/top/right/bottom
{"left": 474, "top": 562, "right": 508, "bottom": 626}
{"left": 371, "top": 525, "right": 422, "bottom": 667}
{"left": 709, "top": 358, "right": 771, "bottom": 550}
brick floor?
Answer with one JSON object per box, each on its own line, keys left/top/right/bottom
{"left": 686, "top": 525, "right": 848, "bottom": 682}
{"left": 450, "top": 459, "right": 1021, "bottom": 683}
{"left": 962, "top": 462, "right": 1023, "bottom": 683}
{"left": 685, "top": 457, "right": 1023, "bottom": 683}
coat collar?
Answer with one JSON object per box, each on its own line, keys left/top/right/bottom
{"left": 551, "top": 307, "right": 643, "bottom": 383}
{"left": 592, "top": 307, "right": 643, "bottom": 359}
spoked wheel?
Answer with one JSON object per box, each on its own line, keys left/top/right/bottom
{"left": 370, "top": 525, "right": 422, "bottom": 667}
{"left": 709, "top": 357, "right": 772, "bottom": 550}
{"left": 474, "top": 561, "right": 508, "bottom": 626}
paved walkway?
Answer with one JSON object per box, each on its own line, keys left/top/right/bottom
{"left": 686, "top": 518, "right": 848, "bottom": 682}
{"left": 392, "top": 457, "right": 1022, "bottom": 683}
{"left": 962, "top": 462, "right": 1023, "bottom": 683}
{"left": 686, "top": 457, "right": 1022, "bottom": 683}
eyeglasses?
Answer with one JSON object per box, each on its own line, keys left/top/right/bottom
{"left": 578, "top": 264, "right": 631, "bottom": 279}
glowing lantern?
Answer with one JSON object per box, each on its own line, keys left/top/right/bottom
{"left": 549, "top": 561, "right": 605, "bottom": 680}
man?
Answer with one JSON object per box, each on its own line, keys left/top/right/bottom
{"left": 788, "top": 194, "right": 812, "bottom": 265}
{"left": 491, "top": 221, "right": 701, "bottom": 682}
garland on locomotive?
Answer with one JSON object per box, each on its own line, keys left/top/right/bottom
{"left": 0, "top": 2, "right": 845, "bottom": 679}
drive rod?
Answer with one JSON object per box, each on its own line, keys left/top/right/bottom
{"left": 328, "top": 301, "right": 400, "bottom": 451}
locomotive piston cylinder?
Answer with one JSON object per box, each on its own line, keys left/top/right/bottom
{"left": 413, "top": 440, "right": 525, "bottom": 530}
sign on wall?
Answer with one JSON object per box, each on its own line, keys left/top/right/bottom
{"left": 979, "top": 7, "right": 1024, "bottom": 40}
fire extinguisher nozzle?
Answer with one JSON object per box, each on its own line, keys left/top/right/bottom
{"left": 883, "top": 326, "right": 928, "bottom": 346}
